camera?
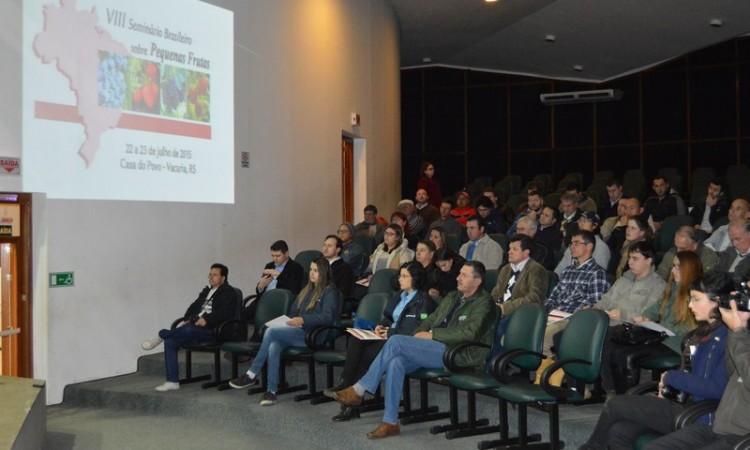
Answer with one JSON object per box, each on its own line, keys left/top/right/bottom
{"left": 660, "top": 385, "right": 689, "bottom": 403}
{"left": 718, "top": 281, "right": 750, "bottom": 312}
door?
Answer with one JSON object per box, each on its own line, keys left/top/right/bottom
{"left": 0, "top": 194, "right": 32, "bottom": 377}
{"left": 341, "top": 137, "right": 354, "bottom": 222}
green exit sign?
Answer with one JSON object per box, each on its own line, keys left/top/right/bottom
{"left": 49, "top": 272, "right": 74, "bottom": 288}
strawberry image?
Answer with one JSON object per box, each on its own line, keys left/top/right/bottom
{"left": 142, "top": 84, "right": 155, "bottom": 109}
{"left": 198, "top": 76, "right": 208, "bottom": 95}
{"left": 145, "top": 62, "right": 158, "bottom": 81}
{"left": 132, "top": 89, "right": 142, "bottom": 105}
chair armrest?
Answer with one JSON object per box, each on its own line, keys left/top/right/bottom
{"left": 732, "top": 433, "right": 750, "bottom": 450}
{"left": 305, "top": 325, "right": 345, "bottom": 350}
{"left": 626, "top": 381, "right": 659, "bottom": 396}
{"left": 540, "top": 357, "right": 591, "bottom": 399}
{"left": 443, "top": 340, "right": 490, "bottom": 373}
{"left": 216, "top": 318, "right": 249, "bottom": 342}
{"left": 674, "top": 400, "right": 720, "bottom": 430}
{"left": 490, "top": 348, "right": 546, "bottom": 384}
{"left": 170, "top": 317, "right": 188, "bottom": 330}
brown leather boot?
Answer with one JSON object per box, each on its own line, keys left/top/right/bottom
{"left": 331, "top": 386, "right": 363, "bottom": 406}
{"left": 366, "top": 422, "right": 400, "bottom": 439}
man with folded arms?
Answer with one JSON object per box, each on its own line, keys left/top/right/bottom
{"left": 331, "top": 261, "right": 495, "bottom": 439}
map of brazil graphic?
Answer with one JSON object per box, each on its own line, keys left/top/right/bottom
{"left": 23, "top": 0, "right": 232, "bottom": 203}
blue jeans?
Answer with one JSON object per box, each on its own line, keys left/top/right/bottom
{"left": 358, "top": 334, "right": 446, "bottom": 424}
{"left": 159, "top": 324, "right": 215, "bottom": 382}
{"left": 249, "top": 326, "right": 307, "bottom": 393}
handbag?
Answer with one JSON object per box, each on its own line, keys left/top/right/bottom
{"left": 610, "top": 322, "right": 667, "bottom": 346}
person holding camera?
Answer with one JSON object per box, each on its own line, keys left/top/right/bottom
{"left": 142, "top": 263, "right": 238, "bottom": 392}
{"left": 578, "top": 271, "right": 732, "bottom": 450}
{"left": 643, "top": 276, "right": 750, "bottom": 450}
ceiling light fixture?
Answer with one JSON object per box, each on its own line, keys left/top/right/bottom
{"left": 710, "top": 19, "right": 723, "bottom": 27}
{"left": 485, "top": 0, "right": 498, "bottom": 3}
{"left": 545, "top": 34, "right": 556, "bottom": 43}
{"left": 573, "top": 65, "right": 583, "bottom": 72}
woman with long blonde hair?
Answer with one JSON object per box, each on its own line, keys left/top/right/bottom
{"left": 229, "top": 257, "right": 340, "bottom": 406}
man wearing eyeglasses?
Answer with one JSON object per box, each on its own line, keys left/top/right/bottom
{"left": 538, "top": 230, "right": 611, "bottom": 381}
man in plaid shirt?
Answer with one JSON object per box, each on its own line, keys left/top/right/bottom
{"left": 542, "top": 229, "right": 611, "bottom": 355}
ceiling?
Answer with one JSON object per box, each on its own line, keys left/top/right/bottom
{"left": 388, "top": 0, "right": 750, "bottom": 83}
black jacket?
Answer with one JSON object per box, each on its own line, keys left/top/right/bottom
{"left": 381, "top": 290, "right": 437, "bottom": 337}
{"left": 256, "top": 258, "right": 304, "bottom": 296}
{"left": 184, "top": 282, "right": 238, "bottom": 329}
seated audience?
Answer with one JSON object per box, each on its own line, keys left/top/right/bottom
{"left": 507, "top": 188, "right": 544, "bottom": 236}
{"left": 705, "top": 198, "right": 750, "bottom": 252}
{"left": 428, "top": 199, "right": 464, "bottom": 241}
{"left": 324, "top": 262, "right": 436, "bottom": 422}
{"left": 514, "top": 215, "right": 554, "bottom": 268}
{"left": 643, "top": 176, "right": 685, "bottom": 232}
{"left": 690, "top": 177, "right": 729, "bottom": 234}
{"left": 322, "top": 235, "right": 354, "bottom": 300}
{"left": 644, "top": 284, "right": 750, "bottom": 449}
{"left": 564, "top": 181, "right": 598, "bottom": 213}
{"left": 397, "top": 199, "right": 425, "bottom": 240}
{"left": 414, "top": 240, "right": 439, "bottom": 293}
{"left": 229, "top": 258, "right": 340, "bottom": 406}
{"left": 578, "top": 271, "right": 732, "bottom": 450}
{"left": 559, "top": 192, "right": 583, "bottom": 246}
{"left": 355, "top": 204, "right": 385, "bottom": 244}
{"left": 331, "top": 261, "right": 495, "bottom": 440}
{"left": 450, "top": 190, "right": 477, "bottom": 227}
{"left": 337, "top": 222, "right": 366, "bottom": 278}
{"left": 555, "top": 211, "right": 610, "bottom": 276}
{"left": 144, "top": 263, "right": 238, "bottom": 392}
{"left": 483, "top": 187, "right": 515, "bottom": 227}
{"left": 713, "top": 219, "right": 750, "bottom": 284}
{"left": 535, "top": 205, "right": 564, "bottom": 269}
{"left": 611, "top": 216, "right": 651, "bottom": 279}
{"left": 415, "top": 188, "right": 440, "bottom": 229}
{"left": 362, "top": 224, "right": 414, "bottom": 279}
{"left": 254, "top": 240, "right": 304, "bottom": 298}
{"left": 428, "top": 226, "right": 447, "bottom": 251}
{"left": 459, "top": 215, "right": 504, "bottom": 270}
{"left": 476, "top": 195, "right": 506, "bottom": 234}
{"left": 605, "top": 197, "right": 643, "bottom": 254}
{"left": 390, "top": 211, "right": 415, "bottom": 251}
{"left": 598, "top": 178, "right": 623, "bottom": 220}
{"left": 429, "top": 248, "right": 465, "bottom": 298}
{"left": 655, "top": 225, "right": 718, "bottom": 280}
{"left": 490, "top": 235, "right": 548, "bottom": 354}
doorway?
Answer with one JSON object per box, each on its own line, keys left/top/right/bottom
{"left": 342, "top": 137, "right": 354, "bottom": 222}
{"left": 0, "top": 194, "right": 32, "bottom": 378}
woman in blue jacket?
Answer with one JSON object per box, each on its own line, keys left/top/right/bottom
{"left": 578, "top": 271, "right": 732, "bottom": 450}
{"left": 326, "top": 261, "right": 436, "bottom": 421}
{"left": 229, "top": 257, "right": 340, "bottom": 406}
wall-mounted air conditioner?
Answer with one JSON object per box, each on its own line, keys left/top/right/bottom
{"left": 540, "top": 89, "right": 623, "bottom": 105}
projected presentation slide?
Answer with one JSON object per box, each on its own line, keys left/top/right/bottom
{"left": 22, "top": 0, "right": 234, "bottom": 203}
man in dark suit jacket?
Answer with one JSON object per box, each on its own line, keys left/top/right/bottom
{"left": 255, "top": 240, "right": 304, "bottom": 297}
{"left": 490, "top": 235, "right": 548, "bottom": 354}
{"left": 322, "top": 235, "right": 354, "bottom": 299}
{"left": 715, "top": 220, "right": 750, "bottom": 284}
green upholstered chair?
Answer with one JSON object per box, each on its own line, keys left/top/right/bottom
{"left": 483, "top": 269, "right": 500, "bottom": 294}
{"left": 294, "top": 249, "right": 323, "bottom": 278}
{"left": 307, "top": 292, "right": 390, "bottom": 405}
{"left": 445, "top": 233, "right": 462, "bottom": 253}
{"left": 489, "top": 308, "right": 609, "bottom": 450}
{"left": 219, "top": 288, "right": 294, "bottom": 391}
{"left": 400, "top": 307, "right": 501, "bottom": 426}
{"left": 430, "top": 304, "right": 546, "bottom": 442}
{"left": 655, "top": 215, "right": 693, "bottom": 253}
{"left": 546, "top": 271, "right": 559, "bottom": 297}
{"left": 368, "top": 268, "right": 398, "bottom": 295}
{"left": 638, "top": 353, "right": 681, "bottom": 381}
{"left": 170, "top": 287, "right": 243, "bottom": 389}
{"left": 251, "top": 288, "right": 343, "bottom": 402}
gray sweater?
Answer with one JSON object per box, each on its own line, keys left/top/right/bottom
{"left": 593, "top": 268, "right": 665, "bottom": 322}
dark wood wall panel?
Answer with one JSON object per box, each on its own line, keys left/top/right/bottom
{"left": 400, "top": 37, "right": 750, "bottom": 199}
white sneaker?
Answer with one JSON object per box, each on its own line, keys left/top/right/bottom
{"left": 155, "top": 381, "right": 180, "bottom": 392}
{"left": 142, "top": 337, "right": 164, "bottom": 350}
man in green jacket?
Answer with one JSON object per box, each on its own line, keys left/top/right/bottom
{"left": 332, "top": 261, "right": 495, "bottom": 440}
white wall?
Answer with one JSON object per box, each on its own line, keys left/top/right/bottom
{"left": 0, "top": 0, "right": 401, "bottom": 404}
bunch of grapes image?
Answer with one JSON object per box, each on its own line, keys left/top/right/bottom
{"left": 97, "top": 52, "right": 127, "bottom": 108}
{"left": 161, "top": 66, "right": 187, "bottom": 118}
{"left": 126, "top": 59, "right": 161, "bottom": 114}
{"left": 185, "top": 73, "right": 210, "bottom": 122}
